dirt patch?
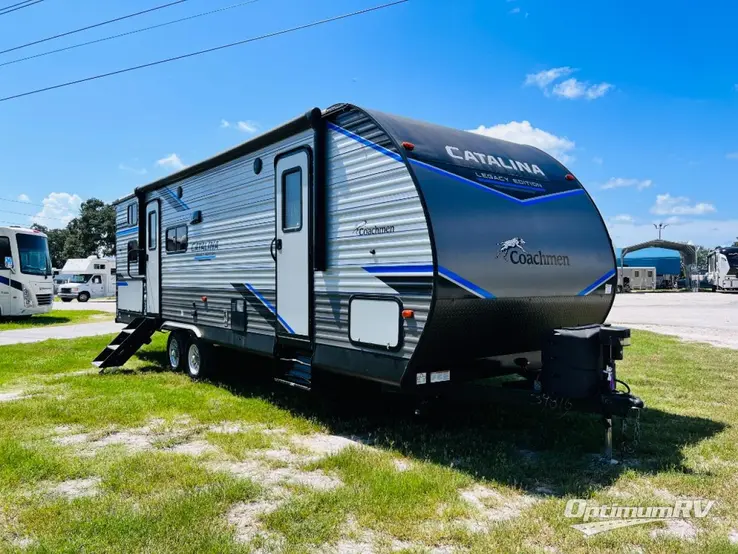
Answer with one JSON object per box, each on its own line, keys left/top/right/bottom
{"left": 260, "top": 448, "right": 313, "bottom": 464}
{"left": 459, "top": 484, "right": 537, "bottom": 531}
{"left": 167, "top": 440, "right": 218, "bottom": 456}
{"left": 228, "top": 499, "right": 285, "bottom": 547}
{"left": 207, "top": 460, "right": 342, "bottom": 491}
{"left": 290, "top": 434, "right": 366, "bottom": 457}
{"left": 0, "top": 391, "right": 25, "bottom": 403}
{"left": 208, "top": 422, "right": 255, "bottom": 435}
{"left": 729, "top": 529, "right": 738, "bottom": 544}
{"left": 393, "top": 459, "right": 411, "bottom": 472}
{"left": 43, "top": 477, "right": 101, "bottom": 500}
{"left": 650, "top": 519, "right": 697, "bottom": 541}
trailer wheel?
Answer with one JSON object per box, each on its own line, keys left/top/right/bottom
{"left": 166, "top": 331, "right": 187, "bottom": 372}
{"left": 186, "top": 338, "right": 213, "bottom": 380}
{"left": 78, "top": 292, "right": 90, "bottom": 303}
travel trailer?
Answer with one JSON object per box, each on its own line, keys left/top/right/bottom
{"left": 95, "top": 104, "right": 642, "bottom": 455}
{"left": 0, "top": 226, "right": 54, "bottom": 317}
{"left": 706, "top": 247, "right": 738, "bottom": 292}
{"left": 57, "top": 256, "right": 116, "bottom": 302}
{"left": 617, "top": 267, "right": 657, "bottom": 292}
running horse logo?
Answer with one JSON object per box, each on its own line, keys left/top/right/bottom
{"left": 497, "top": 237, "right": 526, "bottom": 260}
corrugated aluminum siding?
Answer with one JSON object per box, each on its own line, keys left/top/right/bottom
{"left": 148, "top": 130, "right": 313, "bottom": 336}
{"left": 314, "top": 109, "right": 433, "bottom": 360}
{"left": 115, "top": 199, "right": 139, "bottom": 276}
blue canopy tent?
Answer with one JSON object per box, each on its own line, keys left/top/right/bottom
{"left": 614, "top": 247, "right": 682, "bottom": 276}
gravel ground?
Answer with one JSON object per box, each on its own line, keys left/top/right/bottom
{"left": 607, "top": 292, "right": 738, "bottom": 349}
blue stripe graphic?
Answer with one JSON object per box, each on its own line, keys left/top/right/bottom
{"left": 363, "top": 264, "right": 434, "bottom": 275}
{"left": 160, "top": 186, "right": 190, "bottom": 212}
{"left": 116, "top": 281, "right": 129, "bottom": 287}
{"left": 438, "top": 266, "right": 496, "bottom": 299}
{"left": 117, "top": 226, "right": 138, "bottom": 237}
{"left": 0, "top": 276, "right": 9, "bottom": 286}
{"left": 194, "top": 255, "right": 216, "bottom": 261}
{"left": 244, "top": 283, "right": 294, "bottom": 334}
{"left": 578, "top": 270, "right": 616, "bottom": 296}
{"left": 327, "top": 122, "right": 403, "bottom": 162}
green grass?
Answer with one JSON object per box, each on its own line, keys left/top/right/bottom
{"left": 0, "top": 330, "right": 737, "bottom": 552}
{"left": 0, "top": 310, "right": 112, "bottom": 331}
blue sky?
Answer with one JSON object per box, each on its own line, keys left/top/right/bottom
{"left": 0, "top": 0, "right": 735, "bottom": 247}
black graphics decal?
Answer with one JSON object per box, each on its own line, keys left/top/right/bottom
{"left": 191, "top": 239, "right": 219, "bottom": 253}
{"left": 354, "top": 220, "right": 395, "bottom": 237}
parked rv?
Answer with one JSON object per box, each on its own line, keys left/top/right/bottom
{"left": 617, "top": 267, "right": 656, "bottom": 292}
{"left": 0, "top": 226, "right": 54, "bottom": 317}
{"left": 95, "top": 103, "right": 642, "bottom": 455}
{"left": 706, "top": 247, "right": 738, "bottom": 292}
{"left": 57, "top": 256, "right": 116, "bottom": 302}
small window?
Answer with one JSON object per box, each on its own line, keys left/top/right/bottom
{"left": 92, "top": 275, "right": 102, "bottom": 284}
{"left": 0, "top": 236, "right": 11, "bottom": 263}
{"left": 647, "top": 271, "right": 653, "bottom": 277}
{"left": 127, "top": 240, "right": 139, "bottom": 263}
{"left": 634, "top": 270, "right": 640, "bottom": 277}
{"left": 282, "top": 168, "right": 302, "bottom": 232}
{"left": 126, "top": 203, "right": 138, "bottom": 226}
{"left": 94, "top": 263, "right": 105, "bottom": 270}
{"left": 148, "top": 211, "right": 157, "bottom": 250}
{"left": 110, "top": 267, "right": 116, "bottom": 275}
{"left": 165, "top": 225, "right": 188, "bottom": 254}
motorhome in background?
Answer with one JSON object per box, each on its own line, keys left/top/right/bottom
{"left": 706, "top": 247, "right": 738, "bottom": 292}
{"left": 57, "top": 256, "right": 116, "bottom": 302}
{"left": 617, "top": 266, "right": 656, "bottom": 292}
{"left": 0, "top": 226, "right": 54, "bottom": 317}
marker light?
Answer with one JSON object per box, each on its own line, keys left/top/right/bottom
{"left": 401, "top": 141, "right": 415, "bottom": 151}
{"left": 201, "top": 296, "right": 208, "bottom": 302}
{"left": 565, "top": 174, "right": 575, "bottom": 181}
{"left": 402, "top": 309, "right": 415, "bottom": 319}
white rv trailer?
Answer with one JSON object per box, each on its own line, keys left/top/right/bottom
{"left": 57, "top": 256, "right": 116, "bottom": 302}
{"left": 706, "top": 247, "right": 738, "bottom": 292}
{"left": 617, "top": 267, "right": 656, "bottom": 292}
{"left": 95, "top": 104, "right": 642, "bottom": 452}
{"left": 0, "top": 226, "right": 54, "bottom": 317}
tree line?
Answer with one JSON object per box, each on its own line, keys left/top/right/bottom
{"left": 31, "top": 199, "right": 116, "bottom": 269}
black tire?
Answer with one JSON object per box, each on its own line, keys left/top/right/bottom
{"left": 185, "top": 337, "right": 214, "bottom": 380}
{"left": 78, "top": 292, "right": 90, "bottom": 303}
{"left": 712, "top": 286, "right": 718, "bottom": 293}
{"left": 166, "top": 331, "right": 187, "bottom": 372}
{"left": 61, "top": 298, "right": 72, "bottom": 303}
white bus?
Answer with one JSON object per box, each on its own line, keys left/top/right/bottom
{"left": 706, "top": 247, "right": 738, "bottom": 292}
{"left": 0, "top": 226, "right": 54, "bottom": 317}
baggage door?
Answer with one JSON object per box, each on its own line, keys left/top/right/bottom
{"left": 274, "top": 149, "right": 310, "bottom": 339}
{"left": 145, "top": 200, "right": 161, "bottom": 315}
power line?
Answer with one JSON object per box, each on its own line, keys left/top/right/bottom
{"left": 0, "top": 0, "right": 260, "bottom": 68}
{"left": 0, "top": 0, "right": 189, "bottom": 56}
{"left": 0, "top": 196, "right": 45, "bottom": 207}
{"left": 0, "top": 0, "right": 409, "bottom": 103}
{"left": 0, "top": 0, "right": 44, "bottom": 17}
{"left": 0, "top": 208, "right": 67, "bottom": 221}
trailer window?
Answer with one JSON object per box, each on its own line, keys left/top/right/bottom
{"left": 148, "top": 210, "right": 157, "bottom": 250}
{"left": 127, "top": 203, "right": 138, "bottom": 226}
{"left": 127, "top": 240, "right": 138, "bottom": 263}
{"left": 282, "top": 168, "right": 302, "bottom": 232}
{"left": 634, "top": 270, "right": 640, "bottom": 278}
{"left": 165, "top": 225, "right": 188, "bottom": 254}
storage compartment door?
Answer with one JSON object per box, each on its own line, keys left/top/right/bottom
{"left": 349, "top": 297, "right": 402, "bottom": 350}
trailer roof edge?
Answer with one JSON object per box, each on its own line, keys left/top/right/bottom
{"left": 128, "top": 108, "right": 320, "bottom": 201}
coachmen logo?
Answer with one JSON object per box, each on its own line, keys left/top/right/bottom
{"left": 354, "top": 220, "right": 395, "bottom": 237}
{"left": 497, "top": 237, "right": 570, "bottom": 266}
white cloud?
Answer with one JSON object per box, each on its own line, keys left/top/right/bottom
{"left": 524, "top": 67, "right": 574, "bottom": 89}
{"left": 610, "top": 214, "right": 634, "bottom": 223}
{"left": 156, "top": 153, "right": 185, "bottom": 171}
{"left": 592, "top": 156, "right": 603, "bottom": 165}
{"left": 118, "top": 163, "right": 147, "bottom": 176}
{"left": 552, "top": 78, "right": 613, "bottom": 100}
{"left": 236, "top": 120, "right": 259, "bottom": 134}
{"left": 509, "top": 7, "right": 520, "bottom": 13}
{"left": 220, "top": 119, "right": 259, "bottom": 134}
{"left": 726, "top": 151, "right": 738, "bottom": 160}
{"left": 601, "top": 177, "right": 652, "bottom": 191}
{"left": 17, "top": 194, "right": 30, "bottom": 202}
{"left": 470, "top": 120, "right": 576, "bottom": 163}
{"left": 607, "top": 218, "right": 737, "bottom": 248}
{"left": 650, "top": 193, "right": 716, "bottom": 216}
{"left": 32, "top": 192, "right": 82, "bottom": 229}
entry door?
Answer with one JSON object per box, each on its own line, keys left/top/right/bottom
{"left": 90, "top": 275, "right": 104, "bottom": 297}
{"left": 145, "top": 200, "right": 161, "bottom": 315}
{"left": 275, "top": 150, "right": 310, "bottom": 338}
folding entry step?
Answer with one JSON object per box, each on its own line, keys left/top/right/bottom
{"left": 274, "top": 353, "right": 312, "bottom": 391}
{"left": 92, "top": 317, "right": 159, "bottom": 371}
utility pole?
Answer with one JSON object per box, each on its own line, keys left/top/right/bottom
{"left": 654, "top": 223, "right": 669, "bottom": 240}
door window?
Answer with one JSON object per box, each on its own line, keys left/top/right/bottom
{"left": 92, "top": 275, "right": 102, "bottom": 284}
{"left": 282, "top": 168, "right": 302, "bottom": 232}
{"left": 148, "top": 210, "right": 157, "bottom": 250}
